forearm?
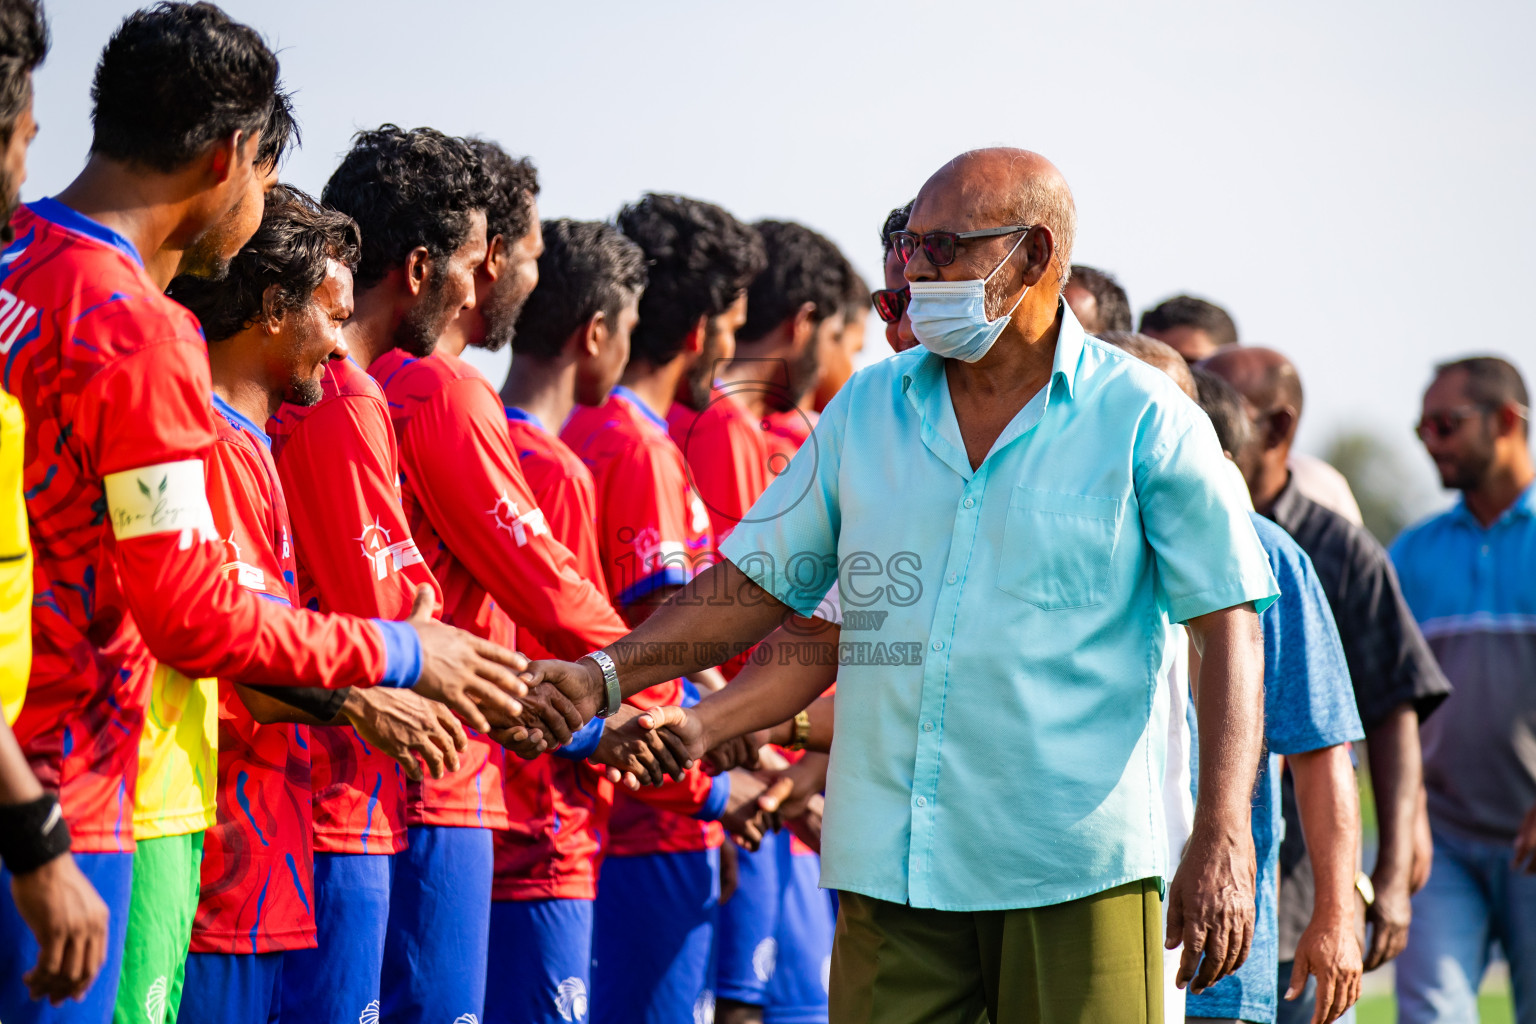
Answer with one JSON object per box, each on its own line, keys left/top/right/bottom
{"left": 605, "top": 559, "right": 796, "bottom": 699}
{"left": 694, "top": 623, "right": 839, "bottom": 748}
{"left": 1187, "top": 605, "right": 1265, "bottom": 838}
{"left": 0, "top": 721, "right": 43, "bottom": 803}
{"left": 765, "top": 696, "right": 836, "bottom": 753}
{"left": 1291, "top": 745, "right": 1361, "bottom": 923}
{"left": 1367, "top": 705, "right": 1421, "bottom": 890}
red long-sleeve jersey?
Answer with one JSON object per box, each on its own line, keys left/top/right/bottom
{"left": 564, "top": 388, "right": 726, "bottom": 856}
{"left": 372, "top": 349, "right": 629, "bottom": 830}
{"left": 192, "top": 396, "right": 315, "bottom": 954}
{"left": 1, "top": 200, "right": 400, "bottom": 851}
{"left": 268, "top": 356, "right": 442, "bottom": 855}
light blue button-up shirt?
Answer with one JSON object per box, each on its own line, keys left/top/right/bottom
{"left": 720, "top": 302, "right": 1278, "bottom": 911}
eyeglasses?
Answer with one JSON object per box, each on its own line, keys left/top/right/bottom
{"left": 1415, "top": 405, "right": 1487, "bottom": 442}
{"left": 871, "top": 286, "right": 909, "bottom": 323}
{"left": 888, "top": 225, "right": 1032, "bottom": 267}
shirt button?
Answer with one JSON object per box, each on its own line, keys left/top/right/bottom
{"left": 915, "top": 796, "right": 927, "bottom": 807}
{"left": 946, "top": 572, "right": 958, "bottom": 584}
{"left": 963, "top": 497, "right": 976, "bottom": 509}
{"left": 923, "top": 720, "right": 935, "bottom": 732}
{"left": 931, "top": 640, "right": 944, "bottom": 652}
{"left": 1482, "top": 545, "right": 1491, "bottom": 556}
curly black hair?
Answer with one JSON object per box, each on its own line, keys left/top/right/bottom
{"left": 0, "top": 0, "right": 46, "bottom": 145}
{"left": 738, "top": 220, "right": 850, "bottom": 344}
{"left": 511, "top": 219, "right": 647, "bottom": 362}
{"left": 880, "top": 200, "right": 913, "bottom": 257}
{"left": 322, "top": 125, "right": 495, "bottom": 291}
{"left": 467, "top": 137, "right": 540, "bottom": 245}
{"left": 616, "top": 193, "right": 765, "bottom": 366}
{"left": 1139, "top": 294, "right": 1238, "bottom": 348}
{"left": 90, "top": 2, "right": 279, "bottom": 173}
{"left": 1069, "top": 264, "right": 1132, "bottom": 333}
{"left": 168, "top": 183, "right": 360, "bottom": 343}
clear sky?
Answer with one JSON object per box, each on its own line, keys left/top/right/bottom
{"left": 30, "top": 0, "right": 1536, "bottom": 516}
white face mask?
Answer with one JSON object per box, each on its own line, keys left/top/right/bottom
{"left": 905, "top": 232, "right": 1029, "bottom": 362}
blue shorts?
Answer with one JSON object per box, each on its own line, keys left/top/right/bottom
{"left": 380, "top": 825, "right": 492, "bottom": 1024}
{"left": 765, "top": 839, "right": 834, "bottom": 1024}
{"left": 715, "top": 840, "right": 781, "bottom": 1006}
{"left": 0, "top": 850, "right": 133, "bottom": 1024}
{"left": 281, "top": 852, "right": 392, "bottom": 1024}
{"left": 179, "top": 950, "right": 284, "bottom": 1024}
{"left": 592, "top": 847, "right": 719, "bottom": 1024}
{"left": 485, "top": 898, "right": 593, "bottom": 1024}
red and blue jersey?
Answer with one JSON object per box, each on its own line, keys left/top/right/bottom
{"left": 563, "top": 388, "right": 725, "bottom": 856}
{"left": 495, "top": 406, "right": 613, "bottom": 901}
{"left": 192, "top": 396, "right": 314, "bottom": 954}
{"left": 269, "top": 356, "right": 439, "bottom": 855}
{"left": 763, "top": 407, "right": 815, "bottom": 462}
{"left": 1, "top": 200, "right": 389, "bottom": 853}
{"left": 372, "top": 348, "right": 628, "bottom": 830}
{"left": 667, "top": 387, "right": 773, "bottom": 545}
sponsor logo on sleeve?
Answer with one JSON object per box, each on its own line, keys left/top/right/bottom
{"left": 357, "top": 520, "right": 425, "bottom": 581}
{"left": 487, "top": 488, "right": 549, "bottom": 547}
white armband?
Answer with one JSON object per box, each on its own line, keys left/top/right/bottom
{"left": 104, "top": 459, "right": 217, "bottom": 549}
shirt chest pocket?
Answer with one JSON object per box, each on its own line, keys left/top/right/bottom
{"left": 996, "top": 487, "right": 1121, "bottom": 609}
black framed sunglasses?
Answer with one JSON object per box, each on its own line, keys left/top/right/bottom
{"left": 888, "top": 225, "right": 1032, "bottom": 267}
{"left": 871, "top": 286, "right": 909, "bottom": 323}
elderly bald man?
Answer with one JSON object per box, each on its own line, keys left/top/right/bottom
{"left": 1202, "top": 347, "right": 1451, "bottom": 1023}
{"left": 517, "top": 148, "right": 1279, "bottom": 1024}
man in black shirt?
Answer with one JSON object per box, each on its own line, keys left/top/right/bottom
{"left": 1204, "top": 347, "right": 1450, "bottom": 1021}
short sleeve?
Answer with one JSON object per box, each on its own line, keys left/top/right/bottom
{"left": 719, "top": 390, "right": 846, "bottom": 618}
{"left": 1259, "top": 526, "right": 1364, "bottom": 755}
{"left": 1134, "top": 415, "right": 1278, "bottom": 623}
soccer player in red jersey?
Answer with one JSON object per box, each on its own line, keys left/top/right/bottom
{"left": 554, "top": 194, "right": 762, "bottom": 1024}
{"left": 165, "top": 183, "right": 363, "bottom": 1021}
{"left": 173, "top": 184, "right": 468, "bottom": 1022}
{"left": 491, "top": 217, "right": 724, "bottom": 1024}
{"left": 0, "top": 0, "right": 112, "bottom": 1012}
{"left": 261, "top": 136, "right": 493, "bottom": 1024}
{"left": 0, "top": 11, "right": 525, "bottom": 1021}
{"left": 703, "top": 219, "right": 851, "bottom": 1024}
{"left": 324, "top": 131, "right": 632, "bottom": 1023}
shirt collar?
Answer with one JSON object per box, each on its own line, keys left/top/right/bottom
{"left": 900, "top": 296, "right": 1086, "bottom": 401}
{"left": 211, "top": 393, "right": 272, "bottom": 450}
{"left": 610, "top": 385, "right": 670, "bottom": 432}
{"left": 1267, "top": 471, "right": 1310, "bottom": 531}
{"left": 504, "top": 404, "right": 545, "bottom": 431}
{"left": 27, "top": 198, "right": 144, "bottom": 267}
{"left": 1453, "top": 479, "right": 1536, "bottom": 528}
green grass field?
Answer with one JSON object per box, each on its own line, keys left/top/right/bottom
{"left": 1356, "top": 992, "right": 1513, "bottom": 1024}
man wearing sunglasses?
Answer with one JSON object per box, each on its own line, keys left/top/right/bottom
{"left": 517, "top": 147, "right": 1279, "bottom": 1024}
{"left": 871, "top": 201, "right": 916, "bottom": 353}
{"left": 1202, "top": 347, "right": 1450, "bottom": 1024}
{"left": 1390, "top": 356, "right": 1536, "bottom": 1024}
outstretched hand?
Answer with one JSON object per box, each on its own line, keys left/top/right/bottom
{"left": 490, "top": 657, "right": 608, "bottom": 751}
{"left": 406, "top": 586, "right": 530, "bottom": 732}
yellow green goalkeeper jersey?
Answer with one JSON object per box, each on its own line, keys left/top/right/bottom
{"left": 133, "top": 662, "right": 218, "bottom": 839}
{"left": 0, "top": 390, "right": 29, "bottom": 726}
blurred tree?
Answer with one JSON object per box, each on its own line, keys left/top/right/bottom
{"left": 1322, "top": 429, "right": 1415, "bottom": 545}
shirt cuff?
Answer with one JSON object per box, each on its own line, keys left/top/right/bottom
{"left": 372, "top": 619, "right": 423, "bottom": 688}
{"left": 555, "top": 717, "right": 605, "bottom": 761}
{"left": 693, "top": 772, "right": 731, "bottom": 822}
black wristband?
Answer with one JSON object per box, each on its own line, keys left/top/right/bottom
{"left": 0, "top": 792, "right": 72, "bottom": 875}
{"left": 249, "top": 685, "right": 351, "bottom": 722}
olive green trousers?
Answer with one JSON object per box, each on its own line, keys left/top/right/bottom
{"left": 830, "top": 877, "right": 1163, "bottom": 1024}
